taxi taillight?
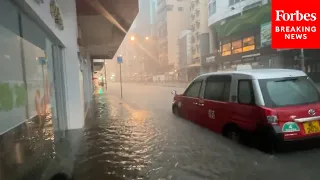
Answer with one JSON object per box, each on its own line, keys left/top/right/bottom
{"left": 261, "top": 107, "right": 279, "bottom": 125}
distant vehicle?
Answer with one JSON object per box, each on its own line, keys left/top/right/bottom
{"left": 171, "top": 69, "right": 320, "bottom": 152}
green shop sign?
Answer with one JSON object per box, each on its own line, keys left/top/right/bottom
{"left": 213, "top": 4, "right": 271, "bottom": 38}
{"left": 0, "top": 83, "right": 27, "bottom": 112}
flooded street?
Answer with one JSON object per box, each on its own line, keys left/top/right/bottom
{"left": 73, "top": 83, "right": 320, "bottom": 180}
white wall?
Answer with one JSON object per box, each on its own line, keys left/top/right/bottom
{"left": 208, "top": 0, "right": 268, "bottom": 27}
{"left": 199, "top": 0, "right": 209, "bottom": 34}
{"left": 24, "top": 0, "right": 84, "bottom": 129}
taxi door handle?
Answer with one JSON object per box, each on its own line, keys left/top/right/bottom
{"left": 193, "top": 102, "right": 198, "bottom": 105}
{"left": 198, "top": 103, "right": 204, "bottom": 107}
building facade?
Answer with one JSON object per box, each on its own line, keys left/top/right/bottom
{"left": 205, "top": 0, "right": 274, "bottom": 72}
{"left": 190, "top": 0, "right": 209, "bottom": 63}
{"left": 204, "top": 0, "right": 320, "bottom": 83}
{"left": 156, "top": 0, "right": 191, "bottom": 73}
{"left": 132, "top": 0, "right": 156, "bottom": 37}
{"left": 0, "top": 0, "right": 87, "bottom": 179}
{"left": 178, "top": 30, "right": 192, "bottom": 82}
{"left": 0, "top": 0, "right": 138, "bottom": 179}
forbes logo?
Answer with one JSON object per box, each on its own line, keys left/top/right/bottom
{"left": 275, "top": 10, "right": 317, "bottom": 22}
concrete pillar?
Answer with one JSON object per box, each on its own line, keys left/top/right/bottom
{"left": 209, "top": 27, "right": 214, "bottom": 54}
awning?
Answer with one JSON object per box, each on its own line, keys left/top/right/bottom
{"left": 213, "top": 4, "right": 271, "bottom": 38}
{"left": 76, "top": 0, "right": 139, "bottom": 71}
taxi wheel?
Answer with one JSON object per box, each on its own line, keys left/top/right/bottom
{"left": 226, "top": 126, "right": 241, "bottom": 143}
{"left": 265, "top": 132, "right": 282, "bottom": 154}
{"left": 172, "top": 106, "right": 180, "bottom": 117}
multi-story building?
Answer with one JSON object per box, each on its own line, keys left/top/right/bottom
{"left": 178, "top": 30, "right": 192, "bottom": 82}
{"left": 156, "top": 0, "right": 191, "bottom": 73}
{"left": 204, "top": 0, "right": 274, "bottom": 72}
{"left": 190, "top": 0, "right": 209, "bottom": 63}
{"left": 132, "top": 0, "right": 157, "bottom": 37}
{"left": 205, "top": 0, "right": 320, "bottom": 83}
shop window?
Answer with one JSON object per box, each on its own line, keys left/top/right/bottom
{"left": 0, "top": 0, "right": 26, "bottom": 134}
{"left": 222, "top": 43, "right": 231, "bottom": 56}
{"left": 232, "top": 40, "right": 242, "bottom": 54}
{"left": 243, "top": 36, "right": 255, "bottom": 52}
{"left": 21, "top": 13, "right": 57, "bottom": 124}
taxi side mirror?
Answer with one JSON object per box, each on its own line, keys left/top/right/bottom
{"left": 171, "top": 90, "right": 177, "bottom": 95}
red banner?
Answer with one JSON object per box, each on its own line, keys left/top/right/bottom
{"left": 272, "top": 0, "right": 320, "bottom": 48}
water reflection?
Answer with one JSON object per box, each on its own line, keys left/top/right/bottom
{"left": 74, "top": 93, "right": 158, "bottom": 180}
{"left": 99, "top": 87, "right": 104, "bottom": 94}
{"left": 0, "top": 111, "right": 55, "bottom": 179}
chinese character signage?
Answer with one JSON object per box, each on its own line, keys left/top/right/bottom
{"left": 50, "top": 0, "right": 64, "bottom": 30}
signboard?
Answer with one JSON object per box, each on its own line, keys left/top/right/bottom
{"left": 50, "top": 0, "right": 64, "bottom": 30}
{"left": 206, "top": 56, "right": 215, "bottom": 63}
{"left": 38, "top": 57, "right": 47, "bottom": 65}
{"left": 117, "top": 56, "right": 123, "bottom": 64}
{"left": 93, "top": 59, "right": 105, "bottom": 63}
{"left": 260, "top": 22, "right": 271, "bottom": 47}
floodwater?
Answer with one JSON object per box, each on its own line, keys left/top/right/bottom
{"left": 73, "top": 83, "right": 320, "bottom": 180}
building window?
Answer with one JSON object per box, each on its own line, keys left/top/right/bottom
{"left": 232, "top": 40, "right": 242, "bottom": 54}
{"left": 229, "top": 0, "right": 245, "bottom": 6}
{"left": 0, "top": 0, "right": 26, "bottom": 134}
{"left": 222, "top": 43, "right": 231, "bottom": 56}
{"left": 178, "top": 7, "right": 184, "bottom": 11}
{"left": 243, "top": 36, "right": 255, "bottom": 52}
{"left": 209, "top": 1, "right": 216, "bottom": 16}
{"left": 167, "top": 5, "right": 174, "bottom": 11}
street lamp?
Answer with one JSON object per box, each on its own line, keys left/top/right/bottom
{"left": 130, "top": 36, "right": 135, "bottom": 41}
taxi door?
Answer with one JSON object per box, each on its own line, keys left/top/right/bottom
{"left": 179, "top": 80, "right": 203, "bottom": 122}
{"left": 197, "top": 75, "right": 232, "bottom": 133}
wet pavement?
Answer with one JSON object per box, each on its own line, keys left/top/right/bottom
{"left": 73, "top": 83, "right": 320, "bottom": 180}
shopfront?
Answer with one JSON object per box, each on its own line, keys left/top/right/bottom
{"left": 0, "top": 0, "right": 66, "bottom": 134}
{"left": 0, "top": 0, "right": 79, "bottom": 179}
{"left": 206, "top": 3, "right": 283, "bottom": 71}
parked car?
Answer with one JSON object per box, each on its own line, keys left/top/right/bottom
{"left": 171, "top": 69, "right": 320, "bottom": 152}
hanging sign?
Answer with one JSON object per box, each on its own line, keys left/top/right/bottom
{"left": 50, "top": 0, "right": 64, "bottom": 30}
{"left": 117, "top": 56, "right": 123, "bottom": 64}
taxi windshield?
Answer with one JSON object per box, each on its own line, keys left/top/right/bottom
{"left": 259, "top": 76, "right": 320, "bottom": 108}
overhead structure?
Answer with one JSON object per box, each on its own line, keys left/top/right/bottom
{"left": 76, "top": 0, "right": 139, "bottom": 71}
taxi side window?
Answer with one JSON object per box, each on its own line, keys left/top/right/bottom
{"left": 184, "top": 81, "right": 202, "bottom": 98}
{"left": 238, "top": 80, "right": 255, "bottom": 104}
{"left": 204, "top": 75, "right": 231, "bottom": 102}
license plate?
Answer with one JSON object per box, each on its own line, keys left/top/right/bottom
{"left": 303, "top": 121, "right": 320, "bottom": 134}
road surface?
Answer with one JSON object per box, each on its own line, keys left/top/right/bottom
{"left": 73, "top": 83, "right": 320, "bottom": 180}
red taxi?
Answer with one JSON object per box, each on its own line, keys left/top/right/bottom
{"left": 172, "top": 69, "right": 320, "bottom": 152}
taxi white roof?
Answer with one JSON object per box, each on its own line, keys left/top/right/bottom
{"left": 196, "top": 69, "right": 306, "bottom": 80}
